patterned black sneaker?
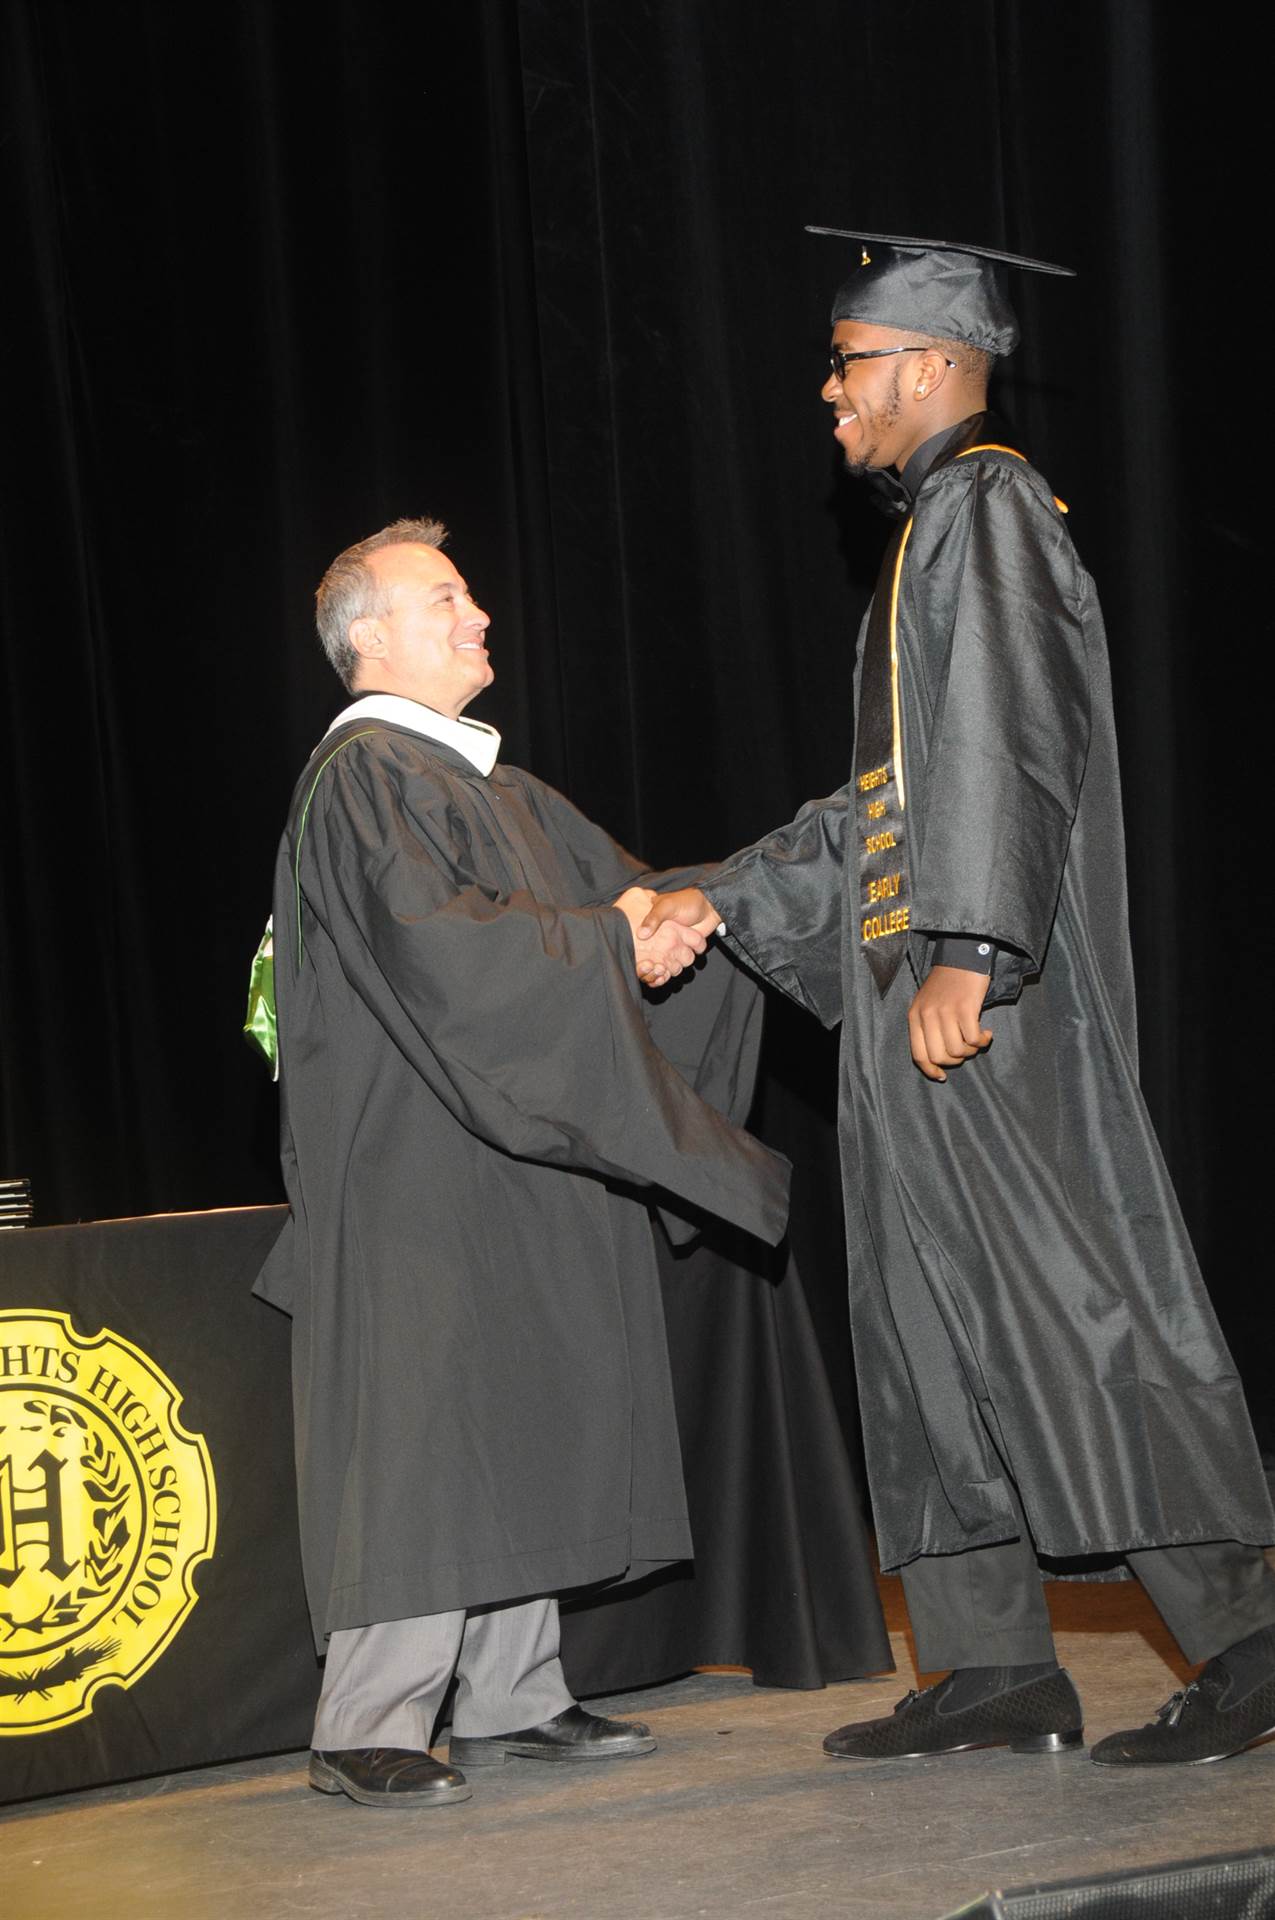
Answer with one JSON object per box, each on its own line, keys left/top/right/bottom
{"left": 823, "top": 1670, "right": 1084, "bottom": 1760}
{"left": 1090, "top": 1665, "right": 1275, "bottom": 1766}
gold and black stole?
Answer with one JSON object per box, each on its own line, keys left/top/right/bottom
{"left": 853, "top": 431, "right": 1040, "bottom": 994}
{"left": 854, "top": 514, "right": 914, "bottom": 993}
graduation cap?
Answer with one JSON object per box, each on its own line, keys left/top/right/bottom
{"left": 807, "top": 228, "right": 1075, "bottom": 357}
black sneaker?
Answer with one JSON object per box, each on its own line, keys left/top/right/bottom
{"left": 823, "top": 1670, "right": 1084, "bottom": 1760}
{"left": 1091, "top": 1664, "right": 1275, "bottom": 1766}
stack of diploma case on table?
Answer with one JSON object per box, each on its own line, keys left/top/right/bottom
{"left": 0, "top": 1177, "right": 32, "bottom": 1230}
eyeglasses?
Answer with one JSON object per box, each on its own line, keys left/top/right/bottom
{"left": 828, "top": 345, "right": 957, "bottom": 381}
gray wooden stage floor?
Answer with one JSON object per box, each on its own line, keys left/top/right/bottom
{"left": 5, "top": 1575, "right": 1273, "bottom": 1920}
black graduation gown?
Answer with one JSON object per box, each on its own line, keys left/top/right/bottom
{"left": 708, "top": 436, "right": 1274, "bottom": 1570}
{"left": 254, "top": 718, "right": 790, "bottom": 1645}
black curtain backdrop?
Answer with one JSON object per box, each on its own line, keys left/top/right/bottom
{"left": 1, "top": 5, "right": 1267, "bottom": 1436}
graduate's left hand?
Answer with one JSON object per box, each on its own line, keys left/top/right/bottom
{"left": 908, "top": 965, "right": 994, "bottom": 1082}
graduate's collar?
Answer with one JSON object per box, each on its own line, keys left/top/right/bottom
{"left": 860, "top": 420, "right": 983, "bottom": 519}
{"left": 898, "top": 410, "right": 1024, "bottom": 501}
{"left": 322, "top": 693, "right": 501, "bottom": 776}
{"left": 897, "top": 417, "right": 980, "bottom": 501}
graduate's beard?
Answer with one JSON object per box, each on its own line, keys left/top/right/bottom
{"left": 842, "top": 365, "right": 904, "bottom": 476}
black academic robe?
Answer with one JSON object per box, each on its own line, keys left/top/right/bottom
{"left": 708, "top": 432, "right": 1274, "bottom": 1570}
{"left": 254, "top": 719, "right": 790, "bottom": 1646}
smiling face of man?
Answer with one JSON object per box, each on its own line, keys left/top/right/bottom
{"left": 821, "top": 322, "right": 925, "bottom": 475}
{"left": 350, "top": 543, "right": 493, "bottom": 718}
{"left": 821, "top": 320, "right": 972, "bottom": 477}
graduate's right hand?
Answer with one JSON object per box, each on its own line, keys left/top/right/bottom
{"left": 613, "top": 887, "right": 709, "bottom": 988}
{"left": 908, "top": 965, "right": 994, "bottom": 1082}
{"left": 635, "top": 887, "right": 724, "bottom": 942}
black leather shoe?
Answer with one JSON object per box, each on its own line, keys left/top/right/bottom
{"left": 823, "top": 1670, "right": 1084, "bottom": 1760}
{"left": 309, "top": 1747, "right": 471, "bottom": 1807}
{"left": 450, "top": 1703, "right": 656, "bottom": 1765}
{"left": 1090, "top": 1666, "right": 1275, "bottom": 1766}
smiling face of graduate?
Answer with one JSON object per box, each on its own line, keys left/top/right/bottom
{"left": 821, "top": 321, "right": 963, "bottom": 475}
{"left": 349, "top": 544, "right": 493, "bottom": 718}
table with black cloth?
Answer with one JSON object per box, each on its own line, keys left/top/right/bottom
{"left": 0, "top": 1205, "right": 889, "bottom": 1804}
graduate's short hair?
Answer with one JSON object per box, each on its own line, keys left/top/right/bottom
{"left": 315, "top": 517, "right": 449, "bottom": 688}
{"left": 901, "top": 334, "right": 992, "bottom": 384}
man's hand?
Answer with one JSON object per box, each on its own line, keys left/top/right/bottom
{"left": 908, "top": 965, "right": 994, "bottom": 1083}
{"left": 613, "top": 886, "right": 709, "bottom": 988}
{"left": 636, "top": 887, "right": 724, "bottom": 942}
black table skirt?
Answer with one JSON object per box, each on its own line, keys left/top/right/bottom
{"left": 0, "top": 1206, "right": 889, "bottom": 1803}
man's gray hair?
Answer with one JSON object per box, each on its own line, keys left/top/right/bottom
{"left": 315, "top": 516, "right": 449, "bottom": 689}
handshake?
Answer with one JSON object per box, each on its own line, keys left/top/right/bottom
{"left": 613, "top": 887, "right": 723, "bottom": 990}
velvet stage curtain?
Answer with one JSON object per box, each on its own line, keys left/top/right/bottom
{"left": 0, "top": 3, "right": 1267, "bottom": 1436}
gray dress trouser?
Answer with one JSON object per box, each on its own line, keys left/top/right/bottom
{"left": 900, "top": 1472, "right": 1275, "bottom": 1674}
{"left": 312, "top": 1597, "right": 576, "bottom": 1751}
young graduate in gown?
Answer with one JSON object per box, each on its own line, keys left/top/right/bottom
{"left": 640, "top": 232, "right": 1275, "bottom": 1767}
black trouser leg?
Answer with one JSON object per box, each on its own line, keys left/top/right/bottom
{"left": 901, "top": 1530, "right": 1057, "bottom": 1672}
{"left": 1126, "top": 1541, "right": 1275, "bottom": 1664}
{"left": 902, "top": 1535, "right": 1275, "bottom": 1674}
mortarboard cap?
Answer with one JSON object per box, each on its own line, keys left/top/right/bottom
{"left": 808, "top": 228, "right": 1075, "bottom": 357}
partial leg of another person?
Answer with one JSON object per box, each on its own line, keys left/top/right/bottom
{"left": 1091, "top": 1539, "right": 1275, "bottom": 1765}
{"left": 448, "top": 1597, "right": 657, "bottom": 1765}
{"left": 824, "top": 1511, "right": 1083, "bottom": 1760}
{"left": 310, "top": 1608, "right": 475, "bottom": 1807}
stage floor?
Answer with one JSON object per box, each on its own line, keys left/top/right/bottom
{"left": 5, "top": 1575, "right": 1273, "bottom": 1920}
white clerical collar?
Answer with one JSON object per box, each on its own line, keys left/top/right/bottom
{"left": 323, "top": 694, "right": 501, "bottom": 777}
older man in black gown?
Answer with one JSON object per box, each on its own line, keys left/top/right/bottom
{"left": 256, "top": 518, "right": 797, "bottom": 1808}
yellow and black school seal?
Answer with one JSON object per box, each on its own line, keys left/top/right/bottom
{"left": 0, "top": 1310, "right": 216, "bottom": 1735}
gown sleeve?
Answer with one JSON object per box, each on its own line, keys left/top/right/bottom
{"left": 512, "top": 773, "right": 767, "bottom": 1124}
{"left": 293, "top": 739, "right": 790, "bottom": 1245}
{"left": 688, "top": 789, "right": 852, "bottom": 1029}
{"left": 510, "top": 768, "right": 718, "bottom": 903}
{"left": 907, "top": 462, "right": 1091, "bottom": 1002}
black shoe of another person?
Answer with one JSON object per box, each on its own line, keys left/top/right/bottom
{"left": 309, "top": 1747, "right": 472, "bottom": 1807}
{"left": 1091, "top": 1659, "right": 1275, "bottom": 1766}
{"left": 449, "top": 1703, "right": 656, "bottom": 1765}
{"left": 823, "top": 1670, "right": 1084, "bottom": 1760}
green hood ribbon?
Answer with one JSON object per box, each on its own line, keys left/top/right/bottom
{"left": 244, "top": 916, "right": 278, "bottom": 1081}
{"left": 246, "top": 729, "right": 378, "bottom": 1085}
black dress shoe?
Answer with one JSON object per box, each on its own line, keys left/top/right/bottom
{"left": 449, "top": 1703, "right": 656, "bottom": 1765}
{"left": 823, "top": 1670, "right": 1084, "bottom": 1760}
{"left": 309, "top": 1747, "right": 471, "bottom": 1807}
{"left": 1090, "top": 1665, "right": 1275, "bottom": 1766}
